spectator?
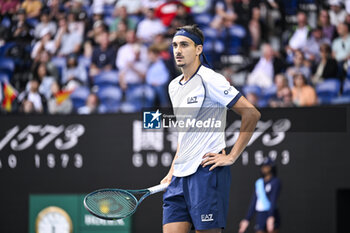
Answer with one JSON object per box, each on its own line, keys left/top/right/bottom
{"left": 302, "top": 26, "right": 331, "bottom": 64}
{"left": 238, "top": 158, "right": 281, "bottom": 233}
{"left": 33, "top": 50, "right": 60, "bottom": 81}
{"left": 11, "top": 8, "right": 33, "bottom": 46}
{"left": 21, "top": 0, "right": 42, "bottom": 18}
{"left": 261, "top": 0, "right": 286, "bottom": 34}
{"left": 0, "top": 0, "right": 20, "bottom": 17}
{"left": 54, "top": 16, "right": 83, "bottom": 56}
{"left": 47, "top": 81, "right": 73, "bottom": 114}
{"left": 332, "top": 22, "right": 350, "bottom": 79}
{"left": 110, "top": 19, "right": 128, "bottom": 47}
{"left": 141, "top": 0, "right": 165, "bottom": 10}
{"left": 329, "top": 0, "right": 347, "bottom": 26}
{"left": 291, "top": 73, "right": 317, "bottom": 107}
{"left": 19, "top": 99, "right": 36, "bottom": 114}
{"left": 33, "top": 9, "right": 57, "bottom": 40}
{"left": 234, "top": 0, "right": 260, "bottom": 28}
{"left": 286, "top": 11, "right": 311, "bottom": 53}
{"left": 115, "top": 0, "right": 142, "bottom": 15}
{"left": 85, "top": 6, "right": 105, "bottom": 43}
{"left": 17, "top": 79, "right": 47, "bottom": 113}
{"left": 249, "top": 7, "right": 265, "bottom": 51}
{"left": 110, "top": 6, "right": 137, "bottom": 33}
{"left": 64, "top": 0, "right": 88, "bottom": 24}
{"left": 34, "top": 62, "right": 56, "bottom": 100}
{"left": 77, "top": 93, "right": 100, "bottom": 114}
{"left": 269, "top": 74, "right": 294, "bottom": 107}
{"left": 62, "top": 54, "right": 88, "bottom": 87}
{"left": 332, "top": 22, "right": 350, "bottom": 63}
{"left": 136, "top": 7, "right": 166, "bottom": 45}
{"left": 31, "top": 27, "right": 56, "bottom": 61}
{"left": 239, "top": 44, "right": 285, "bottom": 88}
{"left": 166, "top": 3, "right": 195, "bottom": 37}
{"left": 312, "top": 43, "right": 339, "bottom": 85}
{"left": 318, "top": 9, "right": 337, "bottom": 41}
{"left": 47, "top": 0, "right": 63, "bottom": 21}
{"left": 172, "top": 3, "right": 195, "bottom": 27}
{"left": 285, "top": 50, "right": 312, "bottom": 87}
{"left": 90, "top": 31, "right": 117, "bottom": 77}
{"left": 90, "top": 20, "right": 108, "bottom": 45}
{"left": 155, "top": 0, "right": 190, "bottom": 27}
{"left": 146, "top": 44, "right": 169, "bottom": 107}
{"left": 116, "top": 30, "right": 148, "bottom": 91}
{"left": 211, "top": 0, "right": 236, "bottom": 29}
{"left": 67, "top": 9, "right": 85, "bottom": 37}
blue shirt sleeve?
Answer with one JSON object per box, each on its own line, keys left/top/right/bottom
{"left": 245, "top": 188, "right": 257, "bottom": 220}
{"left": 267, "top": 178, "right": 281, "bottom": 217}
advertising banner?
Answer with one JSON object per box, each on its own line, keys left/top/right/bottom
{"left": 0, "top": 107, "right": 349, "bottom": 233}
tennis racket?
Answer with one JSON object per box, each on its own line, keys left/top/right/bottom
{"left": 83, "top": 183, "right": 169, "bottom": 220}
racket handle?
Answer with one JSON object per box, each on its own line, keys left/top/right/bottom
{"left": 148, "top": 183, "right": 169, "bottom": 194}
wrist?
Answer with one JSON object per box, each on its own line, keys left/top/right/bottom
{"left": 227, "top": 153, "right": 238, "bottom": 164}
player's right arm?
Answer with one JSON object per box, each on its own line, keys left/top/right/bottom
{"left": 160, "top": 144, "right": 179, "bottom": 185}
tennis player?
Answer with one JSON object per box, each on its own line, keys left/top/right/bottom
{"left": 160, "top": 25, "right": 261, "bottom": 233}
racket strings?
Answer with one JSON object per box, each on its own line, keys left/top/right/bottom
{"left": 85, "top": 190, "right": 137, "bottom": 219}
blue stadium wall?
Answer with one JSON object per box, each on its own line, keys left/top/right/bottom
{"left": 0, "top": 106, "right": 349, "bottom": 233}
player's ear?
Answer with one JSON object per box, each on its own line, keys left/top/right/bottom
{"left": 196, "top": 45, "right": 203, "bottom": 56}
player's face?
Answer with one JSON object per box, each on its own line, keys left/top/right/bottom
{"left": 172, "top": 36, "right": 198, "bottom": 68}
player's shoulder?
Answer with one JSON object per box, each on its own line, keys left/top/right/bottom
{"left": 197, "top": 65, "right": 227, "bottom": 83}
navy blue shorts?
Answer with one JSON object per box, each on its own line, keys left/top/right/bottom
{"left": 255, "top": 210, "right": 280, "bottom": 231}
{"left": 162, "top": 165, "right": 231, "bottom": 230}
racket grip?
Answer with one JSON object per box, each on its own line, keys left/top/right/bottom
{"left": 148, "top": 183, "right": 169, "bottom": 194}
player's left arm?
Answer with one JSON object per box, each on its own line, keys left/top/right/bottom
{"left": 202, "top": 96, "right": 260, "bottom": 170}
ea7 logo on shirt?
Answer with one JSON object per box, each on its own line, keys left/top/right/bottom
{"left": 201, "top": 214, "right": 214, "bottom": 222}
{"left": 187, "top": 96, "right": 198, "bottom": 104}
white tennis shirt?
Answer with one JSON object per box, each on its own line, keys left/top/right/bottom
{"left": 168, "top": 65, "right": 242, "bottom": 177}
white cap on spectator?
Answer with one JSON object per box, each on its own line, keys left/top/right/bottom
{"left": 329, "top": 0, "right": 342, "bottom": 6}
{"left": 40, "top": 27, "right": 51, "bottom": 38}
{"left": 93, "top": 5, "right": 104, "bottom": 15}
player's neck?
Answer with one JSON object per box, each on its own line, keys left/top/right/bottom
{"left": 181, "top": 60, "right": 201, "bottom": 82}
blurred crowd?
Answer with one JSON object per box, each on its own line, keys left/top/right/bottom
{"left": 0, "top": 0, "right": 350, "bottom": 114}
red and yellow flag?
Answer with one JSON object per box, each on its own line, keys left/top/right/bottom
{"left": 55, "top": 90, "right": 73, "bottom": 105}
{"left": 1, "top": 82, "right": 17, "bottom": 112}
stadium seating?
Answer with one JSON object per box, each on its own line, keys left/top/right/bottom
{"left": 331, "top": 80, "right": 350, "bottom": 104}
{"left": 0, "top": 57, "right": 15, "bottom": 78}
{"left": 97, "top": 86, "right": 123, "bottom": 113}
{"left": 78, "top": 56, "right": 91, "bottom": 73}
{"left": 193, "top": 13, "right": 213, "bottom": 28}
{"left": 120, "top": 84, "right": 155, "bottom": 112}
{"left": 261, "top": 85, "right": 277, "bottom": 102}
{"left": 0, "top": 72, "right": 10, "bottom": 83}
{"left": 93, "top": 70, "right": 119, "bottom": 87}
{"left": 343, "top": 79, "right": 350, "bottom": 96}
{"left": 0, "top": 42, "right": 16, "bottom": 57}
{"left": 315, "top": 78, "right": 341, "bottom": 104}
{"left": 70, "top": 86, "right": 90, "bottom": 110}
{"left": 51, "top": 56, "right": 67, "bottom": 79}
